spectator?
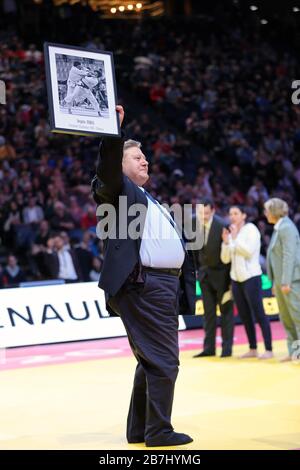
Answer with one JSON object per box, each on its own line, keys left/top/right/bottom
{"left": 23, "top": 196, "right": 44, "bottom": 225}
{"left": 50, "top": 202, "right": 75, "bottom": 233}
{"left": 2, "top": 255, "right": 26, "bottom": 287}
{"left": 80, "top": 205, "right": 97, "bottom": 230}
{"left": 44, "top": 235, "right": 82, "bottom": 282}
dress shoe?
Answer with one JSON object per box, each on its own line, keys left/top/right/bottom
{"left": 146, "top": 432, "right": 193, "bottom": 447}
{"left": 220, "top": 351, "right": 232, "bottom": 358}
{"left": 127, "top": 435, "right": 144, "bottom": 444}
{"left": 193, "top": 351, "right": 215, "bottom": 358}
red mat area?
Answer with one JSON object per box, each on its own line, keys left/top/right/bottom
{"left": 1, "top": 322, "right": 285, "bottom": 371}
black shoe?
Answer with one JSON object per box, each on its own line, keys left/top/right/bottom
{"left": 220, "top": 351, "right": 232, "bottom": 358}
{"left": 127, "top": 435, "right": 144, "bottom": 444}
{"left": 146, "top": 432, "right": 193, "bottom": 447}
{"left": 193, "top": 351, "right": 215, "bottom": 358}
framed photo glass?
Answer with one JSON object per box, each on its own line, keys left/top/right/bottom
{"left": 44, "top": 42, "right": 120, "bottom": 137}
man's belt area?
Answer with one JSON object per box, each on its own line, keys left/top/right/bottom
{"left": 143, "top": 266, "right": 182, "bottom": 277}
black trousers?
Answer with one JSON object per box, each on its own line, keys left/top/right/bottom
{"left": 201, "top": 273, "right": 234, "bottom": 354}
{"left": 232, "top": 276, "right": 272, "bottom": 351}
{"left": 112, "top": 270, "right": 180, "bottom": 442}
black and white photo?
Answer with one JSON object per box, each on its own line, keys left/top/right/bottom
{"left": 44, "top": 43, "right": 120, "bottom": 137}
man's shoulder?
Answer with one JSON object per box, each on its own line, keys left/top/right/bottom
{"left": 213, "top": 214, "right": 227, "bottom": 228}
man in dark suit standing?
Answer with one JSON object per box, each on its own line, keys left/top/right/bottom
{"left": 193, "top": 198, "right": 234, "bottom": 358}
{"left": 44, "top": 235, "right": 82, "bottom": 282}
{"left": 91, "top": 106, "right": 193, "bottom": 447}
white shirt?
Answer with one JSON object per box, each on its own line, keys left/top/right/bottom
{"left": 203, "top": 216, "right": 213, "bottom": 245}
{"left": 58, "top": 249, "right": 78, "bottom": 280}
{"left": 139, "top": 188, "right": 185, "bottom": 269}
{"left": 221, "top": 222, "right": 262, "bottom": 282}
{"left": 23, "top": 206, "right": 43, "bottom": 224}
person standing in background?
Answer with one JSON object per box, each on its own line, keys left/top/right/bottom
{"left": 221, "top": 205, "right": 273, "bottom": 359}
{"left": 264, "top": 198, "right": 300, "bottom": 362}
{"left": 193, "top": 198, "right": 234, "bottom": 358}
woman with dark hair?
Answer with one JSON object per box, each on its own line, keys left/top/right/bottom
{"left": 221, "top": 205, "right": 273, "bottom": 359}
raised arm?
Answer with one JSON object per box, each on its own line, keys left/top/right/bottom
{"left": 92, "top": 106, "right": 125, "bottom": 205}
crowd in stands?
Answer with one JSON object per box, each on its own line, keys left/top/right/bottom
{"left": 1, "top": 15, "right": 300, "bottom": 286}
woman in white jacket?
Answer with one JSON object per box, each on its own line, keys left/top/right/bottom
{"left": 221, "top": 206, "right": 273, "bottom": 359}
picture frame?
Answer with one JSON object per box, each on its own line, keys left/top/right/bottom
{"left": 44, "top": 42, "right": 120, "bottom": 137}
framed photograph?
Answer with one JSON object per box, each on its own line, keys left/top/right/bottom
{"left": 44, "top": 42, "right": 120, "bottom": 137}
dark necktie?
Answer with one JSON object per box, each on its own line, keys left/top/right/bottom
{"left": 144, "top": 190, "right": 186, "bottom": 252}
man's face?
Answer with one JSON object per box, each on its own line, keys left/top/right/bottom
{"left": 55, "top": 205, "right": 65, "bottom": 217}
{"left": 203, "top": 205, "right": 215, "bottom": 224}
{"left": 122, "top": 146, "right": 149, "bottom": 186}
{"left": 54, "top": 236, "right": 64, "bottom": 251}
{"left": 40, "top": 221, "right": 49, "bottom": 232}
{"left": 8, "top": 256, "right": 17, "bottom": 268}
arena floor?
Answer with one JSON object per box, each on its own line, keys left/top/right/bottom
{"left": 1, "top": 322, "right": 299, "bottom": 450}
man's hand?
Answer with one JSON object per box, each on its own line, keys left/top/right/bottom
{"left": 116, "top": 105, "right": 124, "bottom": 127}
{"left": 281, "top": 284, "right": 291, "bottom": 294}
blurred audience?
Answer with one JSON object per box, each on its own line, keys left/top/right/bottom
{"left": 0, "top": 16, "right": 300, "bottom": 286}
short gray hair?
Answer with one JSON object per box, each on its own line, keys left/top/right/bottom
{"left": 123, "top": 139, "right": 141, "bottom": 153}
{"left": 264, "top": 198, "right": 289, "bottom": 219}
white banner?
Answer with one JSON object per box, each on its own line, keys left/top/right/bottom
{"left": 0, "top": 282, "right": 186, "bottom": 348}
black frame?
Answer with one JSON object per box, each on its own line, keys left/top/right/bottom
{"left": 44, "top": 42, "right": 120, "bottom": 138}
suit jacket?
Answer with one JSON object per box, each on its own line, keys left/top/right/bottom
{"left": 91, "top": 135, "right": 195, "bottom": 312}
{"left": 44, "top": 249, "right": 83, "bottom": 281}
{"left": 266, "top": 216, "right": 300, "bottom": 286}
{"left": 196, "top": 215, "right": 230, "bottom": 289}
{"left": 197, "top": 215, "right": 229, "bottom": 268}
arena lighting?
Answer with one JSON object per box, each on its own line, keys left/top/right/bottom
{"left": 111, "top": 7, "right": 116, "bottom": 13}
{"left": 293, "top": 7, "right": 300, "bottom": 12}
{"left": 119, "top": 5, "right": 125, "bottom": 11}
{"left": 261, "top": 19, "right": 268, "bottom": 24}
{"left": 250, "top": 5, "right": 258, "bottom": 11}
{"left": 49, "top": 1, "right": 161, "bottom": 16}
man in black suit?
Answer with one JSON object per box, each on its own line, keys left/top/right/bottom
{"left": 44, "top": 235, "right": 82, "bottom": 282}
{"left": 193, "top": 198, "right": 234, "bottom": 358}
{"left": 91, "top": 106, "right": 193, "bottom": 447}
